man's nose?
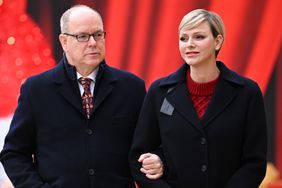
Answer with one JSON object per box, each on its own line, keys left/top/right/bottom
{"left": 88, "top": 35, "right": 97, "bottom": 44}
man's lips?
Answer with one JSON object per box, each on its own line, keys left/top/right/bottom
{"left": 86, "top": 52, "right": 99, "bottom": 56}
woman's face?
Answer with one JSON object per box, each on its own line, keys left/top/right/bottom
{"left": 179, "top": 21, "right": 222, "bottom": 67}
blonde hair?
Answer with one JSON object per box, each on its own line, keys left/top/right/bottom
{"left": 179, "top": 9, "right": 225, "bottom": 56}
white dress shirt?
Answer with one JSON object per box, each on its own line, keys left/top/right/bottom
{"left": 77, "top": 68, "right": 99, "bottom": 96}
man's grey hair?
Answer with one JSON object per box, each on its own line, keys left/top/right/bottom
{"left": 60, "top": 4, "right": 103, "bottom": 33}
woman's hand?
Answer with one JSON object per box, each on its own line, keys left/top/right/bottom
{"left": 138, "top": 153, "right": 164, "bottom": 179}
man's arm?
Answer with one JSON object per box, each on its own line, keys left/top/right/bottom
{"left": 0, "top": 81, "right": 51, "bottom": 188}
{"left": 129, "top": 83, "right": 171, "bottom": 188}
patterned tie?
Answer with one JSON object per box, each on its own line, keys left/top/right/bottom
{"left": 78, "top": 77, "right": 94, "bottom": 119}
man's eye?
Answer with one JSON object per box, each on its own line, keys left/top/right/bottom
{"left": 95, "top": 32, "right": 104, "bottom": 39}
{"left": 96, "top": 32, "right": 103, "bottom": 37}
{"left": 77, "top": 34, "right": 89, "bottom": 39}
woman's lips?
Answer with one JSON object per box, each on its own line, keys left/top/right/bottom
{"left": 185, "top": 51, "right": 199, "bottom": 57}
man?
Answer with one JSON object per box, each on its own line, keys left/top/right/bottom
{"left": 0, "top": 5, "right": 162, "bottom": 188}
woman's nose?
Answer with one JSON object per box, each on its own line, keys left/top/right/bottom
{"left": 187, "top": 38, "right": 195, "bottom": 48}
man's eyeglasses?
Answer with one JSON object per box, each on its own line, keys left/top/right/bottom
{"left": 63, "top": 31, "right": 106, "bottom": 42}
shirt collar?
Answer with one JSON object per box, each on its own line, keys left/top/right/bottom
{"left": 76, "top": 67, "right": 99, "bottom": 83}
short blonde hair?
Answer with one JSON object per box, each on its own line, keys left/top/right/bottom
{"left": 179, "top": 9, "right": 225, "bottom": 56}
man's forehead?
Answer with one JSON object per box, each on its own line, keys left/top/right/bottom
{"left": 70, "top": 8, "right": 98, "bottom": 19}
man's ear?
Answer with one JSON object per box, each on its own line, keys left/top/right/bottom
{"left": 59, "top": 34, "right": 67, "bottom": 52}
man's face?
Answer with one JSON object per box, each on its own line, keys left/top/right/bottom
{"left": 59, "top": 8, "right": 105, "bottom": 72}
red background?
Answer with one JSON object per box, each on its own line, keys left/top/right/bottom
{"left": 0, "top": 0, "right": 281, "bottom": 183}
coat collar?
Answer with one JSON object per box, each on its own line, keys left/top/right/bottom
{"left": 92, "top": 61, "right": 117, "bottom": 113}
{"left": 52, "top": 57, "right": 117, "bottom": 118}
{"left": 52, "top": 55, "right": 76, "bottom": 84}
{"left": 159, "top": 61, "right": 244, "bottom": 87}
{"left": 159, "top": 61, "right": 244, "bottom": 133}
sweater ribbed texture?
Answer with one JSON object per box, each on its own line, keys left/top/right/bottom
{"left": 186, "top": 70, "right": 219, "bottom": 119}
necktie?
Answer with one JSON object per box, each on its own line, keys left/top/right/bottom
{"left": 78, "top": 77, "right": 94, "bottom": 119}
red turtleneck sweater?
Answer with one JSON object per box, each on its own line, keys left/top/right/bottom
{"left": 186, "top": 70, "right": 219, "bottom": 119}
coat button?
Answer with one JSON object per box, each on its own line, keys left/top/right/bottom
{"left": 201, "top": 165, "right": 207, "bottom": 172}
{"left": 200, "top": 137, "right": 206, "bottom": 145}
{"left": 88, "top": 169, "right": 95, "bottom": 175}
{"left": 85, "top": 129, "right": 93, "bottom": 135}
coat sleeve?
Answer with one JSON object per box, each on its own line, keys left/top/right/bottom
{"left": 225, "top": 83, "right": 267, "bottom": 188}
{"left": 0, "top": 81, "right": 52, "bottom": 188}
{"left": 129, "top": 83, "right": 171, "bottom": 188}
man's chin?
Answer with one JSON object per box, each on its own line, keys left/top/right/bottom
{"left": 84, "top": 60, "right": 101, "bottom": 67}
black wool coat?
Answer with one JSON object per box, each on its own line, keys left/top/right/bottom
{"left": 130, "top": 61, "right": 267, "bottom": 188}
{"left": 1, "top": 57, "right": 146, "bottom": 188}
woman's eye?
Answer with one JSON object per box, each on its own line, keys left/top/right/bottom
{"left": 195, "top": 35, "right": 205, "bottom": 40}
{"left": 180, "top": 37, "right": 188, "bottom": 42}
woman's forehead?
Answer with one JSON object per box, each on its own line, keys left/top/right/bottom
{"left": 179, "top": 21, "right": 211, "bottom": 34}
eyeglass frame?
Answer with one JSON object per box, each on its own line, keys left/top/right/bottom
{"left": 63, "top": 31, "right": 106, "bottom": 42}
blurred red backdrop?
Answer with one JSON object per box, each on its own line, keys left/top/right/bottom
{"left": 0, "top": 0, "right": 55, "bottom": 117}
{"left": 0, "top": 0, "right": 281, "bottom": 186}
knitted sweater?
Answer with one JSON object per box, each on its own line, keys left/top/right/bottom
{"left": 186, "top": 70, "right": 219, "bottom": 119}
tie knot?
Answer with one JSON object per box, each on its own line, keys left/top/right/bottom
{"left": 78, "top": 77, "right": 92, "bottom": 88}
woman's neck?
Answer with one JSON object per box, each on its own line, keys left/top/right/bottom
{"left": 189, "top": 61, "right": 220, "bottom": 83}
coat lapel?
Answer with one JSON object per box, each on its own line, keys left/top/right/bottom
{"left": 52, "top": 59, "right": 117, "bottom": 118}
{"left": 57, "top": 81, "right": 84, "bottom": 116}
{"left": 201, "top": 62, "right": 244, "bottom": 127}
{"left": 166, "top": 83, "right": 204, "bottom": 134}
{"left": 159, "top": 62, "right": 244, "bottom": 132}
{"left": 159, "top": 64, "right": 204, "bottom": 134}
{"left": 92, "top": 63, "right": 116, "bottom": 113}
{"left": 52, "top": 60, "right": 85, "bottom": 116}
{"left": 201, "top": 78, "right": 237, "bottom": 127}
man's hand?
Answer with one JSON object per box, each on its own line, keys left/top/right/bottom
{"left": 138, "top": 153, "right": 164, "bottom": 179}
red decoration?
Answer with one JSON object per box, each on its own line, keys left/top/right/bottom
{"left": 0, "top": 0, "right": 55, "bottom": 117}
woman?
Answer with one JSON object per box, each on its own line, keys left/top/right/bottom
{"left": 129, "top": 9, "right": 267, "bottom": 188}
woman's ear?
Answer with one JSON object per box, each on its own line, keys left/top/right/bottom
{"left": 215, "top": 34, "right": 224, "bottom": 50}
